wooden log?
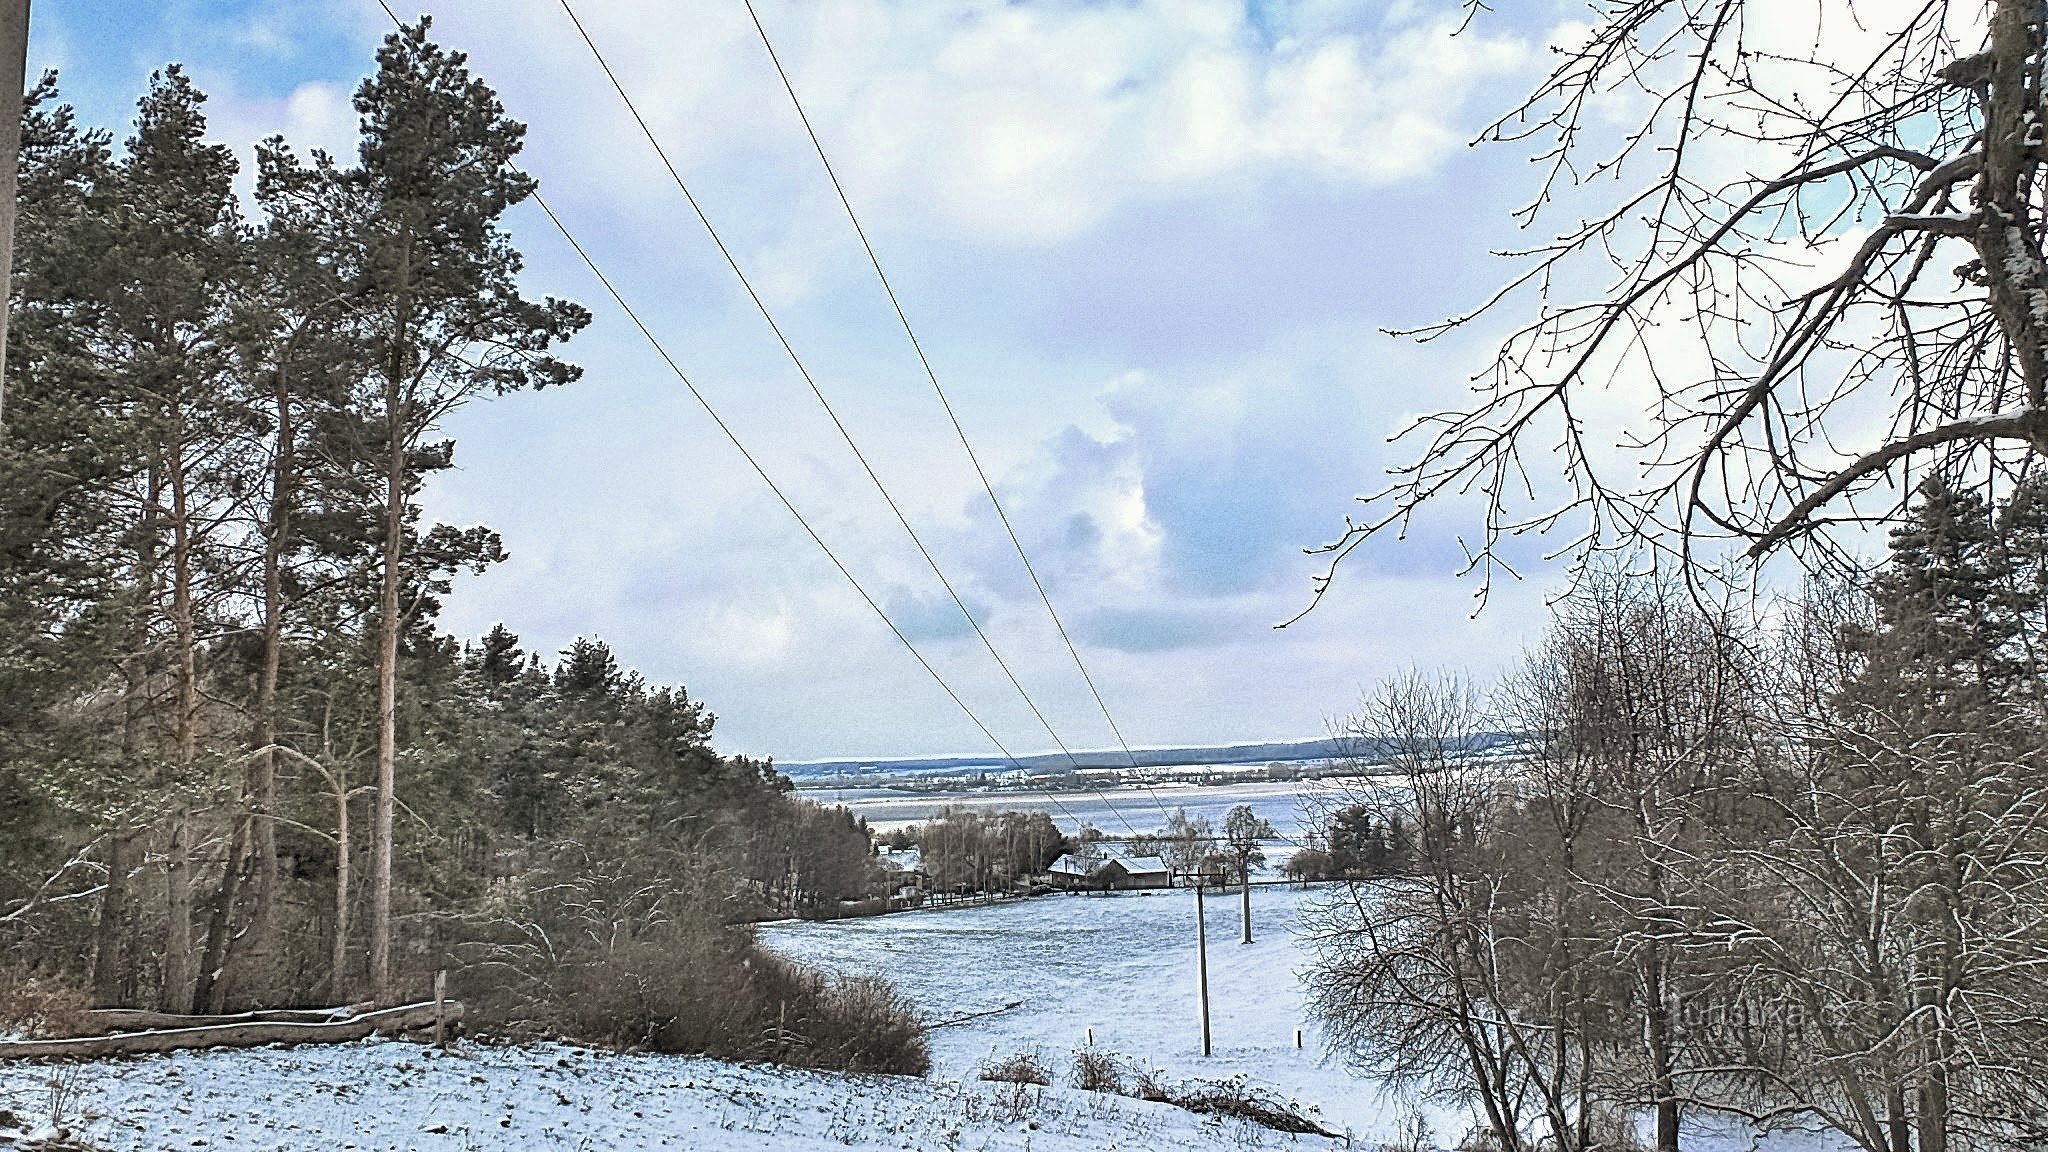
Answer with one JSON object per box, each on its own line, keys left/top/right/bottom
{"left": 76, "top": 1004, "right": 374, "bottom": 1036}
{"left": 0, "top": 1000, "right": 462, "bottom": 1060}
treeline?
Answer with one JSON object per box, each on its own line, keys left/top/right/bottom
{"left": 1306, "top": 479, "right": 2048, "bottom": 1152}
{"left": 0, "top": 21, "right": 900, "bottom": 1066}
{"left": 880, "top": 807, "right": 1066, "bottom": 893}
{"left": 1286, "top": 805, "right": 1412, "bottom": 882}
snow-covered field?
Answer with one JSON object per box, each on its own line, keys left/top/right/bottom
{"left": 763, "top": 885, "right": 1855, "bottom": 1152}
{"left": 0, "top": 1039, "right": 1343, "bottom": 1151}
{"left": 0, "top": 884, "right": 1851, "bottom": 1151}
{"left": 764, "top": 882, "right": 1437, "bottom": 1144}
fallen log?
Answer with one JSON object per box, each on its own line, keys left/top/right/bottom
{"left": 0, "top": 1000, "right": 461, "bottom": 1060}
{"left": 926, "top": 1000, "right": 1025, "bottom": 1029}
{"left": 76, "top": 1004, "right": 374, "bottom": 1036}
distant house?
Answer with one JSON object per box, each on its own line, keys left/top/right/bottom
{"left": 1047, "top": 854, "right": 1094, "bottom": 888}
{"left": 875, "top": 847, "right": 926, "bottom": 904}
{"left": 1045, "top": 850, "right": 1173, "bottom": 892}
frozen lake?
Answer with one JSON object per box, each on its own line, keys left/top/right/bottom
{"left": 806, "top": 776, "right": 1387, "bottom": 840}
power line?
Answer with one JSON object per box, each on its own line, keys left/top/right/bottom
{"left": 533, "top": 193, "right": 1105, "bottom": 831}
{"left": 550, "top": 0, "right": 1145, "bottom": 838}
{"left": 739, "top": 0, "right": 1181, "bottom": 826}
{"left": 364, "top": 1, "right": 1114, "bottom": 837}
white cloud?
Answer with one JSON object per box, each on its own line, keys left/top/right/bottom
{"left": 197, "top": 77, "right": 358, "bottom": 205}
{"left": 427, "top": 0, "right": 1532, "bottom": 246}
{"left": 816, "top": 0, "right": 1531, "bottom": 240}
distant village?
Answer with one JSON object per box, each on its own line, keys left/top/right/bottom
{"left": 794, "top": 757, "right": 1355, "bottom": 795}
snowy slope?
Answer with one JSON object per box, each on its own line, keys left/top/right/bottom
{"left": 763, "top": 886, "right": 1857, "bottom": 1152}
{"left": 765, "top": 883, "right": 1424, "bottom": 1141}
{"left": 0, "top": 1039, "right": 1345, "bottom": 1151}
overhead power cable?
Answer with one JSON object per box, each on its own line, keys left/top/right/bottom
{"left": 532, "top": 193, "right": 1107, "bottom": 831}
{"left": 739, "top": 0, "right": 1187, "bottom": 827}
{"left": 550, "top": 0, "right": 1146, "bottom": 838}
{"left": 366, "top": 0, "right": 1115, "bottom": 836}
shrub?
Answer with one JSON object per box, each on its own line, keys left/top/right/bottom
{"left": 0, "top": 968, "right": 89, "bottom": 1039}
{"left": 745, "top": 954, "right": 930, "bottom": 1076}
{"left": 1071, "top": 1047, "right": 1126, "bottom": 1094}
{"left": 460, "top": 915, "right": 929, "bottom": 1076}
{"left": 1169, "top": 1079, "right": 1335, "bottom": 1137}
{"left": 979, "top": 1048, "right": 1051, "bottom": 1086}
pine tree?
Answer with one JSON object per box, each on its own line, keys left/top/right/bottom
{"left": 308, "top": 20, "right": 589, "bottom": 1001}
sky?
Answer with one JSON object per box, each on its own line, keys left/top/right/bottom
{"left": 32, "top": 0, "right": 1601, "bottom": 761}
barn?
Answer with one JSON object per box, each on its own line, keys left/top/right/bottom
{"left": 1044, "top": 851, "right": 1174, "bottom": 891}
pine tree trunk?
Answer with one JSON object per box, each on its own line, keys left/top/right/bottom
{"left": 192, "top": 819, "right": 247, "bottom": 1013}
{"left": 163, "top": 812, "right": 194, "bottom": 1012}
{"left": 89, "top": 831, "right": 129, "bottom": 1006}
{"left": 220, "top": 361, "right": 297, "bottom": 1000}
{"left": 99, "top": 472, "right": 160, "bottom": 1009}
{"left": 333, "top": 773, "right": 353, "bottom": 1000}
{"left": 369, "top": 419, "right": 402, "bottom": 1003}
{"left": 370, "top": 236, "right": 416, "bottom": 1006}
{"left": 161, "top": 430, "right": 201, "bottom": 1014}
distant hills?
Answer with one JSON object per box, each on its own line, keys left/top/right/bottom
{"left": 776, "top": 734, "right": 1519, "bottom": 781}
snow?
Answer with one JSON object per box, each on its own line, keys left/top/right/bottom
{"left": 765, "top": 883, "right": 1431, "bottom": 1143}
{"left": 0, "top": 1039, "right": 1344, "bottom": 1151}
{"left": 0, "top": 885, "right": 1851, "bottom": 1151}
{"left": 763, "top": 885, "right": 1858, "bottom": 1152}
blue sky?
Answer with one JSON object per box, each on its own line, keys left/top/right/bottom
{"left": 36, "top": 0, "right": 1592, "bottom": 760}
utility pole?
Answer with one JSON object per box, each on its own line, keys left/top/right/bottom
{"left": 0, "top": 0, "right": 28, "bottom": 434}
{"left": 1194, "top": 882, "right": 1212, "bottom": 1057}
{"left": 1241, "top": 878, "right": 1253, "bottom": 944}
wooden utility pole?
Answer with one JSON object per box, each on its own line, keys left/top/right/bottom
{"left": 1194, "top": 883, "right": 1212, "bottom": 1057}
{"left": 1240, "top": 880, "right": 1253, "bottom": 944}
{"left": 0, "top": 0, "right": 28, "bottom": 433}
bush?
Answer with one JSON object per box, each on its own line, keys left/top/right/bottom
{"left": 1071, "top": 1047, "right": 1126, "bottom": 1094}
{"left": 0, "top": 968, "right": 88, "bottom": 1039}
{"left": 461, "top": 916, "right": 929, "bottom": 1076}
{"left": 745, "top": 954, "right": 930, "bottom": 1076}
{"left": 979, "top": 1048, "right": 1051, "bottom": 1086}
{"left": 1168, "top": 1078, "right": 1335, "bottom": 1137}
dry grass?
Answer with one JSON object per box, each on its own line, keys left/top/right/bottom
{"left": 977, "top": 1048, "right": 1052, "bottom": 1086}
{"left": 0, "top": 967, "right": 89, "bottom": 1039}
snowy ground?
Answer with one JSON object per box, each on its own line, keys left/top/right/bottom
{"left": 0, "top": 885, "right": 1851, "bottom": 1151}
{"left": 0, "top": 1039, "right": 1344, "bottom": 1151}
{"left": 762, "top": 885, "right": 1855, "bottom": 1152}
{"left": 764, "top": 883, "right": 1446, "bottom": 1144}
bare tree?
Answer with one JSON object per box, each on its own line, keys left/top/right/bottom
{"left": 1676, "top": 570, "right": 2048, "bottom": 1152}
{"left": 1306, "top": 670, "right": 1597, "bottom": 1151}
{"left": 1500, "top": 569, "right": 1767, "bottom": 1151}
{"left": 1304, "top": 1, "right": 2048, "bottom": 610}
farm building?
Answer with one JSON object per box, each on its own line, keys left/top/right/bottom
{"left": 1044, "top": 851, "right": 1173, "bottom": 892}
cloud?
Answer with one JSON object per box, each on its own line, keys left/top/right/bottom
{"left": 415, "top": 0, "right": 1533, "bottom": 248}
{"left": 881, "top": 584, "right": 987, "bottom": 644}
{"left": 1078, "top": 603, "right": 1232, "bottom": 653}
{"left": 795, "top": 0, "right": 1532, "bottom": 242}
